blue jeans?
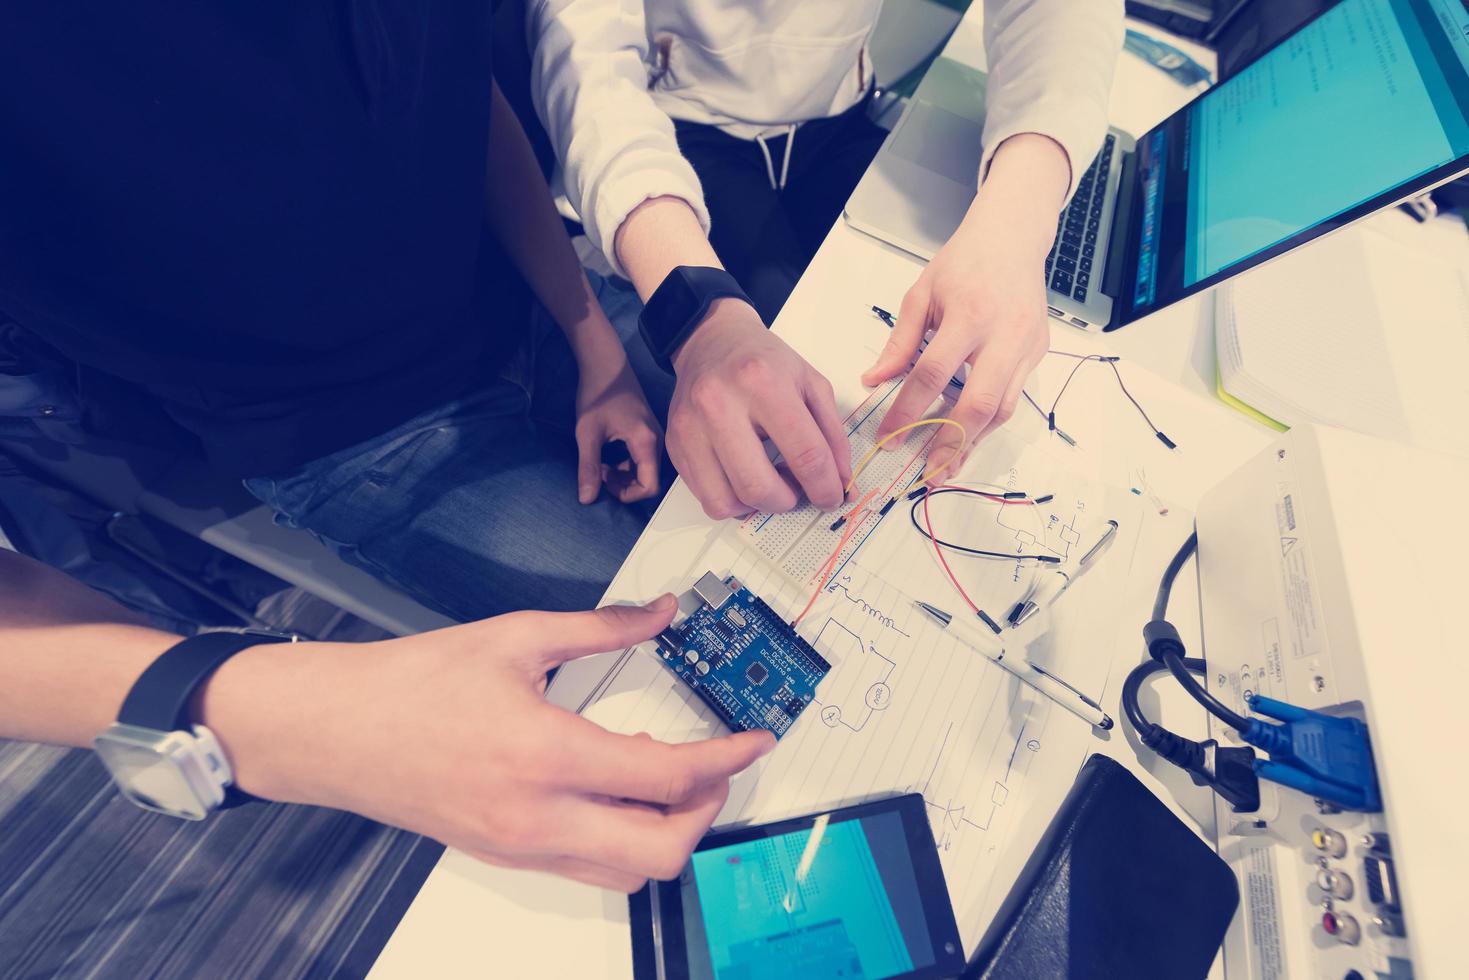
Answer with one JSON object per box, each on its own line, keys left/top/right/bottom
{"left": 245, "top": 274, "right": 673, "bottom": 622}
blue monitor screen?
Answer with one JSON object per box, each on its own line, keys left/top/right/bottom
{"left": 679, "top": 811, "right": 935, "bottom": 980}
{"left": 1130, "top": 0, "right": 1469, "bottom": 316}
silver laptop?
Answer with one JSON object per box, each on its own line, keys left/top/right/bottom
{"left": 846, "top": 0, "right": 1469, "bottom": 331}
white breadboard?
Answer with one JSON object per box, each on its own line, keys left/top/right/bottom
{"left": 738, "top": 379, "right": 942, "bottom": 586}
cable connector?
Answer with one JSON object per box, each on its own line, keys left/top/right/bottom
{"left": 1137, "top": 722, "right": 1201, "bottom": 769}
{"left": 1193, "top": 740, "right": 1261, "bottom": 813}
{"left": 1142, "top": 619, "right": 1186, "bottom": 662}
{"left": 1138, "top": 725, "right": 1260, "bottom": 813}
{"left": 1240, "top": 695, "right": 1382, "bottom": 812}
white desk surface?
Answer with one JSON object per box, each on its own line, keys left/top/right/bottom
{"left": 370, "top": 12, "right": 1462, "bottom": 979}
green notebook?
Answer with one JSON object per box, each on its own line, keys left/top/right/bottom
{"left": 1215, "top": 364, "right": 1288, "bottom": 432}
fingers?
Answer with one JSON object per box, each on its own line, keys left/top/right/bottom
{"left": 708, "top": 411, "right": 800, "bottom": 515}
{"left": 973, "top": 349, "right": 1039, "bottom": 445}
{"left": 526, "top": 595, "right": 679, "bottom": 671}
{"left": 669, "top": 320, "right": 848, "bottom": 516}
{"left": 754, "top": 392, "right": 844, "bottom": 511}
{"left": 585, "top": 423, "right": 661, "bottom": 505}
{"left": 922, "top": 424, "right": 968, "bottom": 485}
{"left": 479, "top": 851, "right": 647, "bottom": 894}
{"left": 617, "top": 429, "right": 662, "bottom": 503}
{"left": 803, "top": 372, "right": 853, "bottom": 491}
{"left": 548, "top": 857, "right": 646, "bottom": 894}
{"left": 667, "top": 424, "right": 746, "bottom": 520}
{"left": 700, "top": 388, "right": 842, "bottom": 512}
{"left": 877, "top": 327, "right": 971, "bottom": 442}
{"left": 923, "top": 336, "right": 1027, "bottom": 483}
{"left": 862, "top": 279, "right": 931, "bottom": 386}
{"left": 575, "top": 424, "right": 604, "bottom": 505}
{"left": 559, "top": 716, "right": 776, "bottom": 806}
{"left": 565, "top": 778, "right": 730, "bottom": 881}
{"left": 948, "top": 332, "right": 1026, "bottom": 445}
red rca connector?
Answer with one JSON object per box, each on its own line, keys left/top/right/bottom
{"left": 1322, "top": 911, "right": 1361, "bottom": 945}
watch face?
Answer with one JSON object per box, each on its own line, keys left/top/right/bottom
{"left": 94, "top": 726, "right": 211, "bottom": 820}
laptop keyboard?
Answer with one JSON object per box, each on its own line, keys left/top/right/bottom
{"left": 1045, "top": 133, "right": 1115, "bottom": 305}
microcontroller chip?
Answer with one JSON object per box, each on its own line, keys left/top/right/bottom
{"left": 653, "top": 572, "right": 830, "bottom": 738}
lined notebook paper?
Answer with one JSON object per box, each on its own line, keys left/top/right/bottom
{"left": 548, "top": 431, "right": 1143, "bottom": 948}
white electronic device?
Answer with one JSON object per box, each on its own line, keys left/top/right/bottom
{"left": 1195, "top": 424, "right": 1467, "bottom": 980}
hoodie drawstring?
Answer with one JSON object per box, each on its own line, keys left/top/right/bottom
{"left": 753, "top": 124, "right": 798, "bottom": 191}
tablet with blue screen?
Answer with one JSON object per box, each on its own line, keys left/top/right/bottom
{"left": 630, "top": 794, "right": 964, "bottom": 980}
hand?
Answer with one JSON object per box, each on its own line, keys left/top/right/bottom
{"left": 575, "top": 347, "right": 663, "bottom": 504}
{"left": 201, "top": 595, "right": 776, "bottom": 893}
{"left": 862, "top": 134, "right": 1069, "bottom": 481}
{"left": 667, "top": 299, "right": 851, "bottom": 519}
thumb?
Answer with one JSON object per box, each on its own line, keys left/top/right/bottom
{"left": 534, "top": 593, "right": 679, "bottom": 671}
{"left": 862, "top": 280, "right": 930, "bottom": 386}
{"left": 921, "top": 424, "right": 967, "bottom": 485}
{"left": 575, "top": 423, "right": 603, "bottom": 505}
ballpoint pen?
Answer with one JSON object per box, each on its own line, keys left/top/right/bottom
{"left": 1008, "top": 519, "right": 1118, "bottom": 626}
{"left": 914, "top": 600, "right": 1114, "bottom": 730}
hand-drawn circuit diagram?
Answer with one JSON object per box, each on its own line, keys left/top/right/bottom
{"left": 915, "top": 720, "right": 1044, "bottom": 855}
{"left": 810, "top": 620, "right": 896, "bottom": 733}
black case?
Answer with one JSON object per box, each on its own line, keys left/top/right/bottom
{"left": 962, "top": 755, "right": 1238, "bottom": 980}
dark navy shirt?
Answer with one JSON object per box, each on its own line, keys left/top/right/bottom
{"left": 0, "top": 3, "right": 525, "bottom": 475}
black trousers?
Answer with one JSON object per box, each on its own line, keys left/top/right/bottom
{"left": 674, "top": 95, "right": 887, "bottom": 324}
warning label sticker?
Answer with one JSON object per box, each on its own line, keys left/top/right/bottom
{"left": 1273, "top": 481, "right": 1324, "bottom": 661}
{"left": 1244, "top": 843, "right": 1285, "bottom": 980}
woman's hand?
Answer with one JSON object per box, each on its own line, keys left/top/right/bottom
{"left": 863, "top": 134, "right": 1071, "bottom": 481}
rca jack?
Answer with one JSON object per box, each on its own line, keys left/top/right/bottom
{"left": 1316, "top": 868, "right": 1353, "bottom": 900}
{"left": 1322, "top": 910, "right": 1361, "bottom": 945}
{"left": 1311, "top": 827, "right": 1347, "bottom": 858}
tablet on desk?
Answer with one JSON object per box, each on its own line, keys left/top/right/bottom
{"left": 631, "top": 794, "right": 965, "bottom": 980}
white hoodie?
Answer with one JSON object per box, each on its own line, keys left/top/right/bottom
{"left": 529, "top": 0, "right": 1124, "bottom": 277}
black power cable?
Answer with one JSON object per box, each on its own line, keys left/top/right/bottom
{"left": 1122, "top": 532, "right": 1260, "bottom": 812}
{"left": 1144, "top": 533, "right": 1251, "bottom": 732}
{"left": 1151, "top": 530, "right": 1194, "bottom": 620}
{"left": 1122, "top": 655, "right": 1210, "bottom": 747}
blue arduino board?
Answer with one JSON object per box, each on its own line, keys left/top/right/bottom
{"left": 654, "top": 572, "right": 830, "bottom": 738}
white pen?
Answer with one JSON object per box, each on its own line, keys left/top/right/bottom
{"left": 1009, "top": 519, "right": 1119, "bottom": 626}
{"left": 914, "top": 600, "right": 1113, "bottom": 730}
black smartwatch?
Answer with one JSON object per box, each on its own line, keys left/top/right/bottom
{"left": 638, "top": 266, "right": 752, "bottom": 373}
{"left": 94, "top": 628, "right": 295, "bottom": 819}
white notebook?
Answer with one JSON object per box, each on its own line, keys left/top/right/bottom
{"left": 1215, "top": 223, "right": 1469, "bottom": 456}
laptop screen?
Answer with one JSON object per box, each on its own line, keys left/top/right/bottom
{"left": 1127, "top": 0, "right": 1469, "bottom": 320}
